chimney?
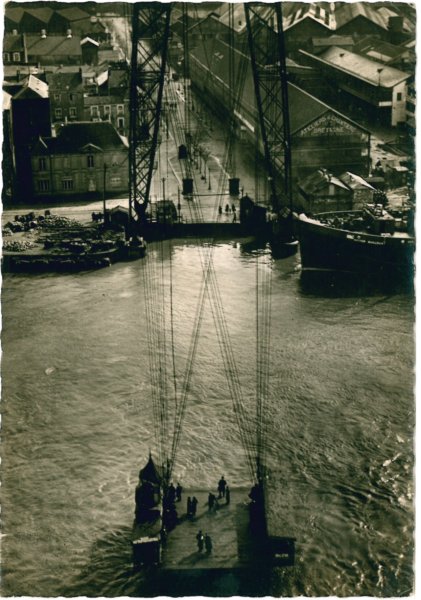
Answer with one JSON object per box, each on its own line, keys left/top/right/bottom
{"left": 12, "top": 28, "right": 18, "bottom": 35}
{"left": 40, "top": 29, "right": 47, "bottom": 38}
{"left": 66, "top": 29, "right": 72, "bottom": 38}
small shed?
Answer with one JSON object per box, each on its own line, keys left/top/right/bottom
{"left": 109, "top": 205, "right": 129, "bottom": 227}
{"left": 297, "top": 168, "right": 352, "bottom": 212}
{"left": 338, "top": 171, "right": 375, "bottom": 209}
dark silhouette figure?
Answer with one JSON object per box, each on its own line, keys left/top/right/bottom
{"left": 218, "top": 205, "right": 223, "bottom": 215}
{"left": 196, "top": 530, "right": 204, "bottom": 552}
{"left": 225, "top": 204, "right": 231, "bottom": 213}
{"left": 176, "top": 483, "right": 182, "bottom": 502}
{"left": 208, "top": 492, "right": 216, "bottom": 511}
{"left": 225, "top": 486, "right": 230, "bottom": 505}
{"left": 232, "top": 204, "right": 236, "bottom": 212}
{"left": 167, "top": 483, "right": 176, "bottom": 504}
{"left": 205, "top": 533, "right": 213, "bottom": 554}
{"left": 187, "top": 496, "right": 192, "bottom": 516}
{"left": 218, "top": 476, "right": 227, "bottom": 498}
{"left": 191, "top": 496, "right": 198, "bottom": 516}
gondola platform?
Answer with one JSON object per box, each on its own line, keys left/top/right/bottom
{"left": 161, "top": 488, "right": 262, "bottom": 571}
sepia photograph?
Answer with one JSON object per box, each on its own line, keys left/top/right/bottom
{"left": 1, "top": 0, "right": 415, "bottom": 596}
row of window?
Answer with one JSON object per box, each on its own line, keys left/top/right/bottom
{"left": 3, "top": 52, "right": 21, "bottom": 62}
{"left": 90, "top": 104, "right": 125, "bottom": 116}
{"left": 39, "top": 155, "right": 97, "bottom": 170}
{"left": 37, "top": 176, "right": 122, "bottom": 192}
{"left": 54, "top": 107, "right": 78, "bottom": 119}
{"left": 53, "top": 93, "right": 77, "bottom": 103}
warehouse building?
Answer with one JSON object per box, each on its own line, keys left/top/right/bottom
{"left": 189, "top": 36, "right": 370, "bottom": 181}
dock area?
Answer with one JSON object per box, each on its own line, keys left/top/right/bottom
{"left": 161, "top": 488, "right": 263, "bottom": 571}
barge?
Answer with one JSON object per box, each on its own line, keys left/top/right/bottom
{"left": 296, "top": 204, "right": 415, "bottom": 279}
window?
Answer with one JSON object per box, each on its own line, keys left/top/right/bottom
{"left": 39, "top": 157, "right": 47, "bottom": 171}
{"left": 69, "top": 93, "right": 75, "bottom": 102}
{"left": 63, "top": 157, "right": 70, "bottom": 168}
{"left": 55, "top": 107, "right": 62, "bottom": 119}
{"left": 110, "top": 176, "right": 121, "bottom": 186}
{"left": 90, "top": 105, "right": 99, "bottom": 117}
{"left": 396, "top": 92, "right": 403, "bottom": 101}
{"left": 3, "top": 53, "right": 10, "bottom": 62}
{"left": 117, "top": 104, "right": 124, "bottom": 114}
{"left": 87, "top": 155, "right": 95, "bottom": 168}
{"left": 117, "top": 117, "right": 125, "bottom": 129}
{"left": 104, "top": 105, "right": 111, "bottom": 114}
{"left": 69, "top": 107, "right": 77, "bottom": 118}
{"left": 37, "top": 179, "right": 50, "bottom": 192}
{"left": 13, "top": 52, "right": 20, "bottom": 62}
{"left": 62, "top": 178, "right": 74, "bottom": 191}
{"left": 54, "top": 93, "right": 61, "bottom": 102}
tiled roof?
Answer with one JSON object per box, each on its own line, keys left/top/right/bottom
{"left": 26, "top": 35, "right": 82, "bottom": 57}
{"left": 339, "top": 171, "right": 375, "bottom": 190}
{"left": 42, "top": 122, "right": 128, "bottom": 154}
{"left": 3, "top": 33, "right": 25, "bottom": 52}
{"left": 84, "top": 95, "right": 126, "bottom": 106}
{"left": 190, "top": 36, "right": 368, "bottom": 136}
{"left": 56, "top": 7, "right": 91, "bottom": 22}
{"left": 24, "top": 7, "right": 54, "bottom": 24}
{"left": 46, "top": 71, "right": 83, "bottom": 91}
{"left": 334, "top": 2, "right": 388, "bottom": 31}
{"left": 299, "top": 169, "right": 350, "bottom": 195}
{"left": 13, "top": 75, "right": 49, "bottom": 100}
{"left": 315, "top": 46, "right": 410, "bottom": 87}
{"left": 5, "top": 6, "right": 25, "bottom": 24}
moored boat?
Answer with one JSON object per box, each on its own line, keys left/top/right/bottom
{"left": 296, "top": 203, "right": 415, "bottom": 278}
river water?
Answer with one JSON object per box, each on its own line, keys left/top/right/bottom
{"left": 1, "top": 241, "right": 414, "bottom": 597}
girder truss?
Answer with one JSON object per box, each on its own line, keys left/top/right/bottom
{"left": 244, "top": 3, "right": 292, "bottom": 212}
{"left": 129, "top": 3, "right": 172, "bottom": 223}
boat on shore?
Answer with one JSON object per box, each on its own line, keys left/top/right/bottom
{"left": 296, "top": 203, "right": 415, "bottom": 279}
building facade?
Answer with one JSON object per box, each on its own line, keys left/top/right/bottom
{"left": 31, "top": 122, "right": 128, "bottom": 199}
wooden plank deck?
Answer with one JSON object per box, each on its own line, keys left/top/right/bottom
{"left": 161, "top": 488, "right": 261, "bottom": 571}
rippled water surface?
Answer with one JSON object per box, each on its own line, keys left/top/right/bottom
{"left": 1, "top": 241, "right": 414, "bottom": 596}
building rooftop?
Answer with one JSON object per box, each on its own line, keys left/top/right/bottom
{"left": 26, "top": 34, "right": 82, "bottom": 57}
{"left": 13, "top": 74, "right": 49, "bottom": 100}
{"left": 46, "top": 71, "right": 83, "bottom": 91}
{"left": 40, "top": 122, "right": 128, "bottom": 154}
{"left": 339, "top": 171, "right": 375, "bottom": 190}
{"left": 3, "top": 33, "right": 25, "bottom": 53}
{"left": 190, "top": 35, "right": 368, "bottom": 137}
{"left": 353, "top": 36, "right": 413, "bottom": 64}
{"left": 56, "top": 7, "right": 91, "bottom": 22}
{"left": 24, "top": 6, "right": 54, "bottom": 24}
{"left": 299, "top": 168, "right": 350, "bottom": 195}
{"left": 301, "top": 46, "right": 410, "bottom": 88}
{"left": 5, "top": 6, "right": 25, "bottom": 24}
{"left": 334, "top": 2, "right": 388, "bottom": 31}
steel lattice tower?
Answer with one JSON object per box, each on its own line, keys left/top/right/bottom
{"left": 128, "top": 3, "right": 172, "bottom": 228}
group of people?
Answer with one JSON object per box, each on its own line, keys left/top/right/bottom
{"left": 196, "top": 530, "right": 213, "bottom": 554}
{"left": 218, "top": 204, "right": 237, "bottom": 222}
{"left": 186, "top": 495, "right": 198, "bottom": 517}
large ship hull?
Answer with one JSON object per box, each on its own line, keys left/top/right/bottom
{"left": 297, "top": 213, "right": 415, "bottom": 279}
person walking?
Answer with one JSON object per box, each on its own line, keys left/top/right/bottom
{"left": 196, "top": 530, "right": 204, "bottom": 552}
{"left": 225, "top": 485, "right": 230, "bottom": 505}
{"left": 187, "top": 496, "right": 192, "bottom": 516}
{"left": 176, "top": 483, "right": 182, "bottom": 502}
{"left": 208, "top": 492, "right": 215, "bottom": 511}
{"left": 205, "top": 533, "right": 213, "bottom": 554}
{"left": 191, "top": 496, "right": 198, "bottom": 516}
{"left": 218, "top": 476, "right": 227, "bottom": 498}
